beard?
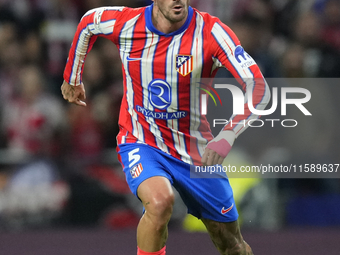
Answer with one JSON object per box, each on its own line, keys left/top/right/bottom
{"left": 157, "top": 1, "right": 188, "bottom": 24}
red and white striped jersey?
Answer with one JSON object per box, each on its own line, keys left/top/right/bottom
{"left": 63, "top": 4, "right": 270, "bottom": 165}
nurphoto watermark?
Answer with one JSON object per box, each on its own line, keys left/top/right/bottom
{"left": 198, "top": 78, "right": 312, "bottom": 128}
{"left": 190, "top": 78, "right": 340, "bottom": 179}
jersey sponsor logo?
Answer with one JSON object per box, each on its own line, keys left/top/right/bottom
{"left": 130, "top": 163, "right": 143, "bottom": 178}
{"left": 234, "top": 46, "right": 256, "bottom": 69}
{"left": 148, "top": 79, "right": 172, "bottom": 109}
{"left": 176, "top": 54, "right": 193, "bottom": 76}
{"left": 221, "top": 203, "right": 234, "bottom": 214}
{"left": 136, "top": 105, "right": 187, "bottom": 119}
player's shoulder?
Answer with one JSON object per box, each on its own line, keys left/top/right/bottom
{"left": 83, "top": 6, "right": 146, "bottom": 20}
{"left": 193, "top": 8, "right": 237, "bottom": 39}
{"left": 192, "top": 8, "right": 223, "bottom": 27}
{"left": 120, "top": 6, "right": 147, "bottom": 17}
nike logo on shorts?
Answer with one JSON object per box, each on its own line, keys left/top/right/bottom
{"left": 221, "top": 203, "right": 234, "bottom": 214}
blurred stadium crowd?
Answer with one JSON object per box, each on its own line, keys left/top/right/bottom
{"left": 0, "top": 0, "right": 340, "bottom": 231}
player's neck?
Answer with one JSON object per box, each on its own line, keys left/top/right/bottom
{"left": 151, "top": 7, "right": 187, "bottom": 34}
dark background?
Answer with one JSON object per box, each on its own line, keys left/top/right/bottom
{"left": 0, "top": 0, "right": 340, "bottom": 254}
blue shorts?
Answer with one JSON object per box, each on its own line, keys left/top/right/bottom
{"left": 117, "top": 143, "right": 238, "bottom": 222}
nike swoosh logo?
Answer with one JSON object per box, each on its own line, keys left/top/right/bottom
{"left": 221, "top": 203, "right": 234, "bottom": 214}
{"left": 126, "top": 56, "right": 142, "bottom": 61}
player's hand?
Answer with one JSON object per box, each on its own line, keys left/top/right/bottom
{"left": 61, "top": 80, "right": 87, "bottom": 106}
{"left": 201, "top": 130, "right": 236, "bottom": 166}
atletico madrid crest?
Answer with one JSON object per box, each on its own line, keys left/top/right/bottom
{"left": 130, "top": 163, "right": 143, "bottom": 178}
{"left": 176, "top": 54, "right": 193, "bottom": 76}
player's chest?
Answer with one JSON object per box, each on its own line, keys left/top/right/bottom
{"left": 119, "top": 33, "right": 208, "bottom": 78}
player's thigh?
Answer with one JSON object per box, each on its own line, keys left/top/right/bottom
{"left": 117, "top": 144, "right": 174, "bottom": 214}
{"left": 118, "top": 144, "right": 173, "bottom": 196}
{"left": 137, "top": 176, "right": 175, "bottom": 214}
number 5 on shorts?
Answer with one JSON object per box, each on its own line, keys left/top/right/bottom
{"left": 128, "top": 148, "right": 141, "bottom": 167}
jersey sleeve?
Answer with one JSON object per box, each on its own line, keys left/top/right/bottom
{"left": 63, "top": 6, "right": 125, "bottom": 86}
{"left": 210, "top": 20, "right": 270, "bottom": 137}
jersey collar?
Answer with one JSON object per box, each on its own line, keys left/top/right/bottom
{"left": 145, "top": 4, "right": 194, "bottom": 37}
